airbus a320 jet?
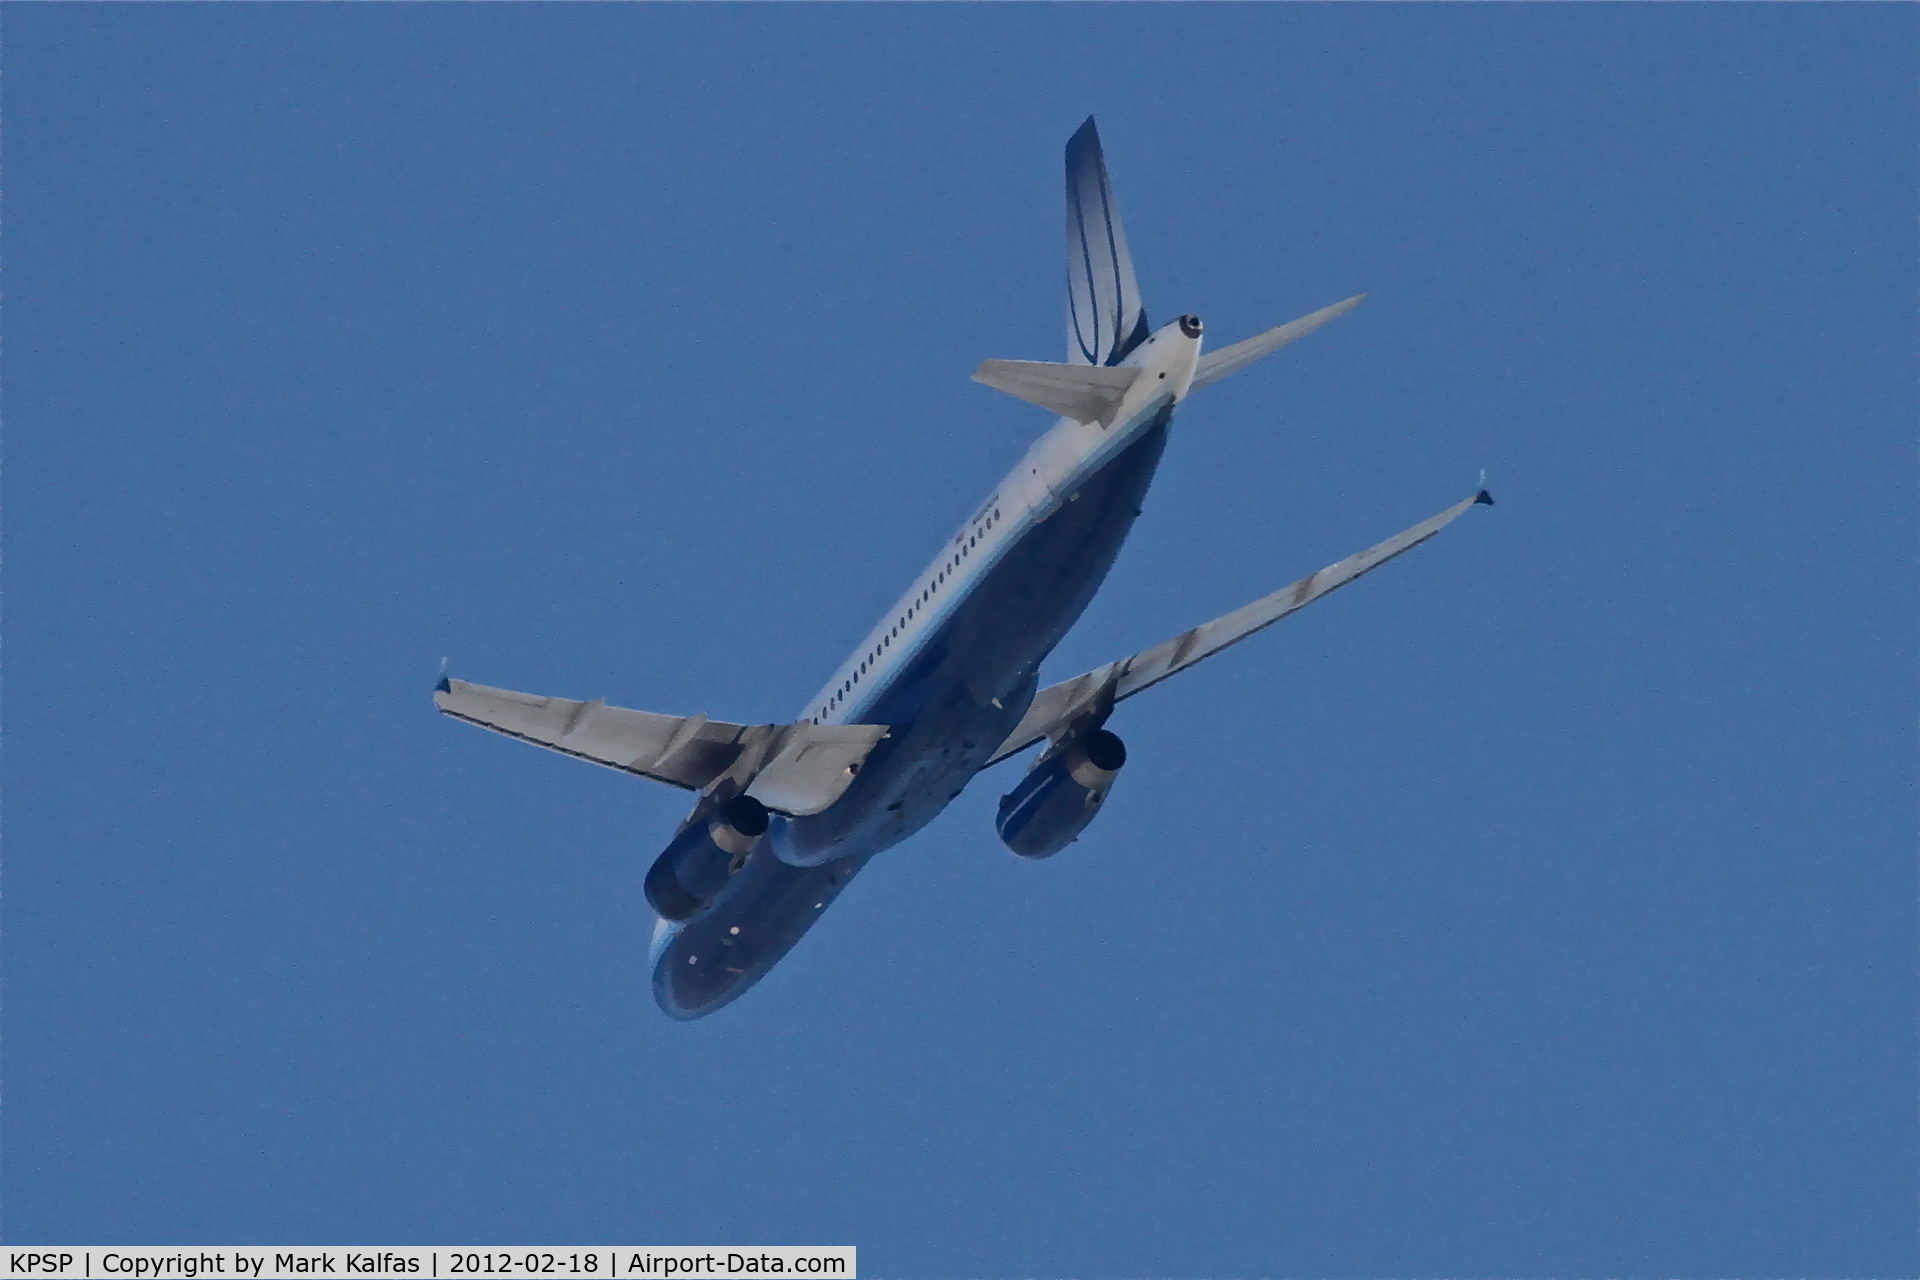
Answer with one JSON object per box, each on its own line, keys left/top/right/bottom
{"left": 436, "top": 118, "right": 1491, "bottom": 1019}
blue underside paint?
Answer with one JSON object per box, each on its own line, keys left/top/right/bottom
{"left": 651, "top": 415, "right": 1173, "bottom": 1019}
{"left": 994, "top": 750, "right": 1101, "bottom": 860}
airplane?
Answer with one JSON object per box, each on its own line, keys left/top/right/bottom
{"left": 435, "top": 117, "right": 1491, "bottom": 1020}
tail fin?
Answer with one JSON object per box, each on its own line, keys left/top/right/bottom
{"left": 1065, "top": 117, "right": 1150, "bottom": 367}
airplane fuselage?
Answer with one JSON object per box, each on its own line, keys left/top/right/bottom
{"left": 650, "top": 320, "right": 1201, "bottom": 1017}
{"left": 433, "top": 118, "right": 1468, "bottom": 1023}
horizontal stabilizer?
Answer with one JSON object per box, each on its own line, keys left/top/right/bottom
{"left": 973, "top": 359, "right": 1141, "bottom": 424}
{"left": 435, "top": 679, "right": 887, "bottom": 815}
{"left": 985, "top": 488, "right": 1489, "bottom": 766}
{"left": 1189, "top": 294, "right": 1366, "bottom": 393}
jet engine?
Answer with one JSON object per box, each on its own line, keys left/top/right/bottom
{"left": 995, "top": 729, "right": 1127, "bottom": 859}
{"left": 644, "top": 793, "right": 770, "bottom": 921}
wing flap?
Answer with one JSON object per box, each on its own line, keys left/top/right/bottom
{"left": 747, "top": 726, "right": 889, "bottom": 816}
{"left": 987, "top": 489, "right": 1491, "bottom": 765}
{"left": 434, "top": 679, "right": 887, "bottom": 813}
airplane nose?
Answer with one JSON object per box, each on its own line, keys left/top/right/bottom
{"left": 1178, "top": 314, "right": 1203, "bottom": 338}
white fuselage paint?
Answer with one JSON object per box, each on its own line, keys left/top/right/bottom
{"left": 648, "top": 319, "right": 1202, "bottom": 1000}
{"left": 802, "top": 321, "right": 1201, "bottom": 730}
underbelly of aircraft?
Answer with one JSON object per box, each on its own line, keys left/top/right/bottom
{"left": 653, "top": 417, "right": 1172, "bottom": 1019}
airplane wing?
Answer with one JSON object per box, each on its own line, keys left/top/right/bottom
{"left": 985, "top": 489, "right": 1493, "bottom": 766}
{"left": 434, "top": 679, "right": 888, "bottom": 816}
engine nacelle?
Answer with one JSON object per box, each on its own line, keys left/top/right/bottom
{"left": 995, "top": 729, "right": 1127, "bottom": 860}
{"left": 644, "top": 794, "right": 770, "bottom": 921}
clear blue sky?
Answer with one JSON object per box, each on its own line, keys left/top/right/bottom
{"left": 6, "top": 5, "right": 1914, "bottom": 1275}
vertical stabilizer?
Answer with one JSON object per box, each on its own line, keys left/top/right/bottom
{"left": 1065, "top": 117, "right": 1149, "bottom": 367}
